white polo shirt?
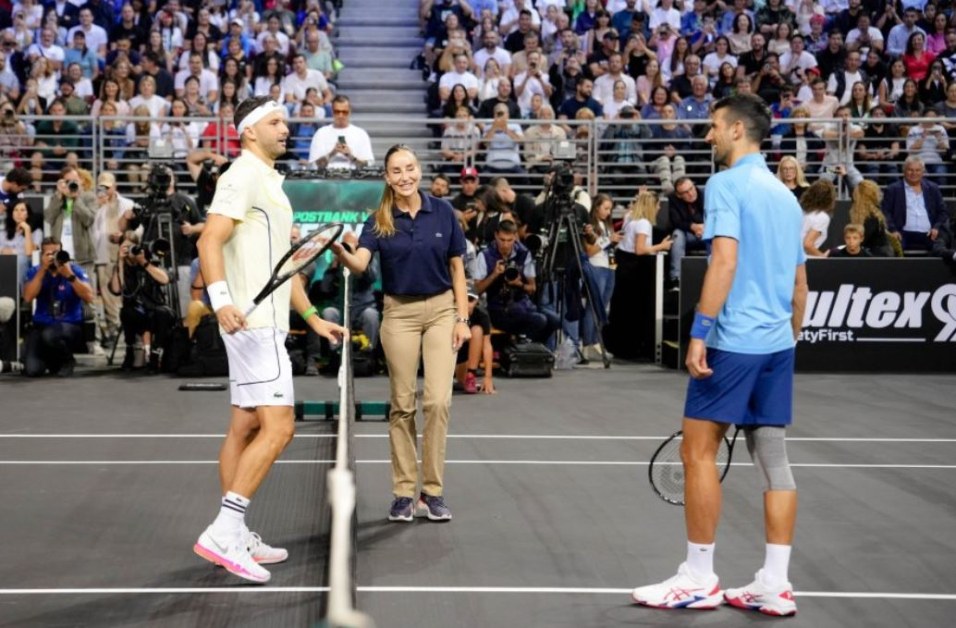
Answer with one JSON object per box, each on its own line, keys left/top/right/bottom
{"left": 207, "top": 150, "right": 294, "bottom": 331}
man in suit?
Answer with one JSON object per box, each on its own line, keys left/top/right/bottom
{"left": 881, "top": 156, "right": 951, "bottom": 252}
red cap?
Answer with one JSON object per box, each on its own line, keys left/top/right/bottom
{"left": 460, "top": 167, "right": 479, "bottom": 180}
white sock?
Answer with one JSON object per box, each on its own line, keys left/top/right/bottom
{"left": 212, "top": 491, "right": 250, "bottom": 536}
{"left": 762, "top": 544, "right": 792, "bottom": 587}
{"left": 686, "top": 541, "right": 716, "bottom": 580}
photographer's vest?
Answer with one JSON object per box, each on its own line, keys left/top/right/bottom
{"left": 481, "top": 242, "right": 531, "bottom": 312}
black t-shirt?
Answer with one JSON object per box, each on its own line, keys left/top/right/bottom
{"left": 738, "top": 49, "right": 769, "bottom": 77}
{"left": 119, "top": 261, "right": 167, "bottom": 308}
{"left": 816, "top": 48, "right": 846, "bottom": 81}
{"left": 626, "top": 53, "right": 651, "bottom": 80}
{"left": 451, "top": 191, "right": 477, "bottom": 212}
{"left": 504, "top": 29, "right": 530, "bottom": 54}
{"left": 110, "top": 23, "right": 146, "bottom": 50}
{"left": 861, "top": 123, "right": 898, "bottom": 157}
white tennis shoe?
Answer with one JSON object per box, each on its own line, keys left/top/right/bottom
{"left": 630, "top": 562, "right": 723, "bottom": 610}
{"left": 194, "top": 526, "right": 271, "bottom": 584}
{"left": 245, "top": 529, "right": 289, "bottom": 564}
{"left": 724, "top": 569, "right": 797, "bottom": 616}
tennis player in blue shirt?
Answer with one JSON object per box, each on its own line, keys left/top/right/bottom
{"left": 632, "top": 93, "right": 809, "bottom": 617}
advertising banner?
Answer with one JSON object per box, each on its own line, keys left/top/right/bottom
{"left": 679, "top": 258, "right": 956, "bottom": 372}
{"left": 283, "top": 178, "right": 382, "bottom": 235}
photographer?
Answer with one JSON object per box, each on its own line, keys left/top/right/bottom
{"left": 44, "top": 165, "right": 96, "bottom": 284}
{"left": 109, "top": 232, "right": 175, "bottom": 371}
{"left": 21, "top": 237, "right": 94, "bottom": 377}
{"left": 186, "top": 148, "right": 229, "bottom": 214}
{"left": 474, "top": 219, "right": 559, "bottom": 343}
{"left": 118, "top": 165, "right": 204, "bottom": 313}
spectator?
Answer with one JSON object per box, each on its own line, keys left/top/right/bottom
{"left": 887, "top": 8, "right": 926, "bottom": 59}
{"left": 98, "top": 101, "right": 126, "bottom": 172}
{"left": 524, "top": 104, "right": 567, "bottom": 173}
{"left": 906, "top": 111, "right": 950, "bottom": 183}
{"left": 33, "top": 100, "right": 80, "bottom": 173}
{"left": 602, "top": 78, "right": 634, "bottom": 119}
{"left": 0, "top": 198, "right": 40, "bottom": 285}
{"left": 175, "top": 52, "right": 220, "bottom": 103}
{"left": 474, "top": 219, "right": 558, "bottom": 343}
{"left": 91, "top": 171, "right": 132, "bottom": 344}
{"left": 667, "top": 175, "right": 706, "bottom": 281}
{"left": 451, "top": 166, "right": 481, "bottom": 214}
{"left": 66, "top": 8, "right": 107, "bottom": 59}
{"left": 926, "top": 11, "right": 948, "bottom": 57}
{"left": 26, "top": 26, "right": 64, "bottom": 75}
{"left": 756, "top": 0, "right": 797, "bottom": 38}
{"left": 847, "top": 80, "right": 873, "bottom": 118}
{"left": 286, "top": 101, "right": 321, "bottom": 169}
{"left": 587, "top": 9, "right": 613, "bottom": 53}
{"left": 613, "top": 0, "right": 647, "bottom": 40}
{"left": 902, "top": 31, "right": 935, "bottom": 83}
{"left": 920, "top": 60, "right": 947, "bottom": 107}
{"left": 308, "top": 95, "right": 374, "bottom": 170}
{"left": 559, "top": 76, "right": 603, "bottom": 122}
{"left": 476, "top": 77, "right": 520, "bottom": 121}
{"left": 588, "top": 29, "right": 622, "bottom": 79}
{"left": 187, "top": 6, "right": 224, "bottom": 48}
{"left": 31, "top": 57, "right": 57, "bottom": 103}
{"left": 253, "top": 56, "right": 284, "bottom": 98}
{"left": 430, "top": 174, "right": 451, "bottom": 199}
{"left": 473, "top": 30, "right": 512, "bottom": 78}
{"left": 624, "top": 32, "right": 657, "bottom": 84}
{"left": 320, "top": 232, "right": 381, "bottom": 354}
{"left": 829, "top": 223, "right": 872, "bottom": 257}
{"left": 820, "top": 104, "right": 865, "bottom": 188}
{"left": 129, "top": 75, "right": 169, "bottom": 119}
{"left": 862, "top": 49, "right": 888, "bottom": 92}
{"left": 939, "top": 31, "right": 956, "bottom": 82}
{"left": 283, "top": 53, "right": 332, "bottom": 111}
{"left": 702, "top": 36, "right": 738, "bottom": 81}
{"left": 57, "top": 78, "right": 88, "bottom": 117}
{"left": 600, "top": 104, "right": 652, "bottom": 183}
{"left": 804, "top": 78, "right": 839, "bottom": 133}
{"left": 727, "top": 12, "right": 755, "bottom": 55}
{"left": 123, "top": 105, "right": 159, "bottom": 187}
{"left": 736, "top": 32, "right": 769, "bottom": 79}
{"left": 108, "top": 231, "right": 175, "bottom": 372}
{"left": 482, "top": 103, "right": 526, "bottom": 183}
{"left": 0, "top": 105, "right": 29, "bottom": 172}
{"left": 45, "top": 0, "right": 81, "bottom": 33}
{"left": 177, "top": 32, "right": 220, "bottom": 74}
{"left": 636, "top": 57, "right": 662, "bottom": 105}
{"left": 593, "top": 52, "right": 637, "bottom": 105}
{"left": 778, "top": 108, "right": 824, "bottom": 172}
{"left": 455, "top": 285, "right": 495, "bottom": 394}
{"left": 219, "top": 57, "right": 251, "bottom": 101}
{"left": 140, "top": 52, "right": 176, "bottom": 101}
{"left": 145, "top": 31, "right": 174, "bottom": 75}
{"left": 215, "top": 77, "right": 243, "bottom": 115}
{"left": 800, "top": 178, "right": 836, "bottom": 257}
{"left": 440, "top": 105, "right": 480, "bottom": 174}
{"left": 650, "top": 103, "right": 690, "bottom": 194}
{"left": 847, "top": 13, "right": 885, "bottom": 56}
{"left": 662, "top": 35, "right": 690, "bottom": 83}
{"left": 815, "top": 30, "right": 846, "bottom": 80}
{"left": 201, "top": 102, "right": 241, "bottom": 159}
{"left": 893, "top": 78, "right": 926, "bottom": 117}
{"left": 858, "top": 106, "right": 902, "bottom": 184}
{"left": 477, "top": 58, "right": 503, "bottom": 102}
{"left": 439, "top": 53, "right": 479, "bottom": 104}
{"left": 111, "top": 3, "right": 146, "bottom": 50}
{"left": 256, "top": 14, "right": 292, "bottom": 56}
{"left": 850, "top": 179, "right": 897, "bottom": 257}
{"left": 779, "top": 34, "right": 817, "bottom": 84}
{"left": 767, "top": 22, "right": 796, "bottom": 57}
{"left": 677, "top": 75, "right": 713, "bottom": 131}
{"left": 21, "top": 236, "right": 94, "bottom": 376}
{"left": 514, "top": 50, "right": 552, "bottom": 116}
{"left": 578, "top": 192, "right": 619, "bottom": 360}
{"left": 776, "top": 155, "right": 810, "bottom": 198}
{"left": 181, "top": 75, "right": 213, "bottom": 117}
{"left": 881, "top": 155, "right": 948, "bottom": 252}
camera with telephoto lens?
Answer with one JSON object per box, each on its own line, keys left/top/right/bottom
{"left": 131, "top": 166, "right": 176, "bottom": 223}
{"left": 503, "top": 260, "right": 520, "bottom": 283}
{"left": 67, "top": 181, "right": 79, "bottom": 193}
{"left": 51, "top": 250, "right": 71, "bottom": 271}
{"left": 130, "top": 237, "right": 171, "bottom": 260}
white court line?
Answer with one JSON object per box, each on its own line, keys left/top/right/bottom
{"left": 0, "top": 586, "right": 954, "bottom": 601}
{"left": 2, "top": 434, "right": 956, "bottom": 443}
{"left": 1, "top": 460, "right": 956, "bottom": 469}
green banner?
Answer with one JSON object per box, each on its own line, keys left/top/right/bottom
{"left": 283, "top": 178, "right": 383, "bottom": 235}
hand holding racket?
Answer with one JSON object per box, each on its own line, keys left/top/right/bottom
{"left": 648, "top": 427, "right": 741, "bottom": 506}
{"left": 243, "top": 222, "right": 345, "bottom": 317}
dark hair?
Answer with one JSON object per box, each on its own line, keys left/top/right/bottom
{"left": 3, "top": 199, "right": 31, "bottom": 240}
{"left": 332, "top": 94, "right": 351, "bottom": 108}
{"left": 41, "top": 236, "right": 61, "bottom": 248}
{"left": 234, "top": 96, "right": 273, "bottom": 133}
{"left": 712, "top": 93, "right": 771, "bottom": 143}
{"left": 496, "top": 219, "right": 518, "bottom": 235}
{"left": 5, "top": 166, "right": 32, "bottom": 187}
{"left": 433, "top": 173, "right": 450, "bottom": 185}
{"left": 800, "top": 179, "right": 836, "bottom": 214}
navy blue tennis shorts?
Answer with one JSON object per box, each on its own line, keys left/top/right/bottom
{"left": 684, "top": 347, "right": 795, "bottom": 427}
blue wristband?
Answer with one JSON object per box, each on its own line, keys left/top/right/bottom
{"left": 690, "top": 312, "right": 716, "bottom": 340}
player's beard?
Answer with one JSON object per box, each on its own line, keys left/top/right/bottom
{"left": 712, "top": 138, "right": 731, "bottom": 168}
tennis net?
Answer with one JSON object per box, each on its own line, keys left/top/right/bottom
{"left": 325, "top": 267, "right": 374, "bottom": 628}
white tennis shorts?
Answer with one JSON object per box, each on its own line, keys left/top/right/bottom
{"left": 223, "top": 327, "right": 294, "bottom": 408}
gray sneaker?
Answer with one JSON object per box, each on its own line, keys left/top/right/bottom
{"left": 415, "top": 494, "right": 452, "bottom": 521}
{"left": 388, "top": 496, "right": 414, "bottom": 522}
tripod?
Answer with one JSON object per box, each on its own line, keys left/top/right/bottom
{"left": 536, "top": 192, "right": 610, "bottom": 369}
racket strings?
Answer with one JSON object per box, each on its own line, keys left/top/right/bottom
{"left": 649, "top": 434, "right": 734, "bottom": 506}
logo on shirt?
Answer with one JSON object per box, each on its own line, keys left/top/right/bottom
{"left": 435, "top": 232, "right": 443, "bottom": 238}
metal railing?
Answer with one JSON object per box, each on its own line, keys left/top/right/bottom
{"left": 6, "top": 114, "right": 954, "bottom": 205}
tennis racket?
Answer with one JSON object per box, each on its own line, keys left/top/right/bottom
{"left": 648, "top": 427, "right": 741, "bottom": 506}
{"left": 242, "top": 222, "right": 344, "bottom": 317}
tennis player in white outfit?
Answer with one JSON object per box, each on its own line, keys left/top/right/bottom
{"left": 193, "top": 96, "right": 347, "bottom": 584}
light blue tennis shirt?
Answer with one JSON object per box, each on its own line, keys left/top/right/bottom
{"left": 703, "top": 152, "right": 806, "bottom": 354}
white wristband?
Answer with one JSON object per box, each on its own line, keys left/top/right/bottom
{"left": 207, "top": 280, "right": 234, "bottom": 312}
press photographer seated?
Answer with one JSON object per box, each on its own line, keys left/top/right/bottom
{"left": 21, "top": 237, "right": 94, "bottom": 377}
{"left": 474, "top": 220, "right": 558, "bottom": 344}
{"left": 109, "top": 232, "right": 176, "bottom": 372}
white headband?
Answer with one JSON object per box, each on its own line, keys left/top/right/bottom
{"left": 236, "top": 100, "right": 285, "bottom": 136}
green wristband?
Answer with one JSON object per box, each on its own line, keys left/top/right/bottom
{"left": 301, "top": 305, "right": 318, "bottom": 321}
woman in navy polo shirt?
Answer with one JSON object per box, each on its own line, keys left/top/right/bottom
{"left": 333, "top": 145, "right": 471, "bottom": 523}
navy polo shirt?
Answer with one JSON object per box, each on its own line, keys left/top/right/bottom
{"left": 358, "top": 192, "right": 466, "bottom": 296}
{"left": 23, "top": 263, "right": 89, "bottom": 325}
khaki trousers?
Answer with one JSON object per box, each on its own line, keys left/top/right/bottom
{"left": 95, "top": 263, "right": 121, "bottom": 334}
{"left": 380, "top": 290, "right": 457, "bottom": 498}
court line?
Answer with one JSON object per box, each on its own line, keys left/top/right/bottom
{"left": 0, "top": 586, "right": 953, "bottom": 601}
{"left": 1, "top": 460, "right": 955, "bottom": 469}
{"left": 2, "top": 434, "right": 956, "bottom": 443}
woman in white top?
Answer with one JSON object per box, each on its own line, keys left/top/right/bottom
{"left": 177, "top": 32, "right": 220, "bottom": 73}
{"left": 800, "top": 179, "right": 835, "bottom": 257}
{"left": 30, "top": 57, "right": 57, "bottom": 102}
{"left": 160, "top": 98, "right": 201, "bottom": 159}
{"left": 878, "top": 59, "right": 907, "bottom": 109}
{"left": 477, "top": 58, "right": 502, "bottom": 103}
{"left": 768, "top": 22, "right": 794, "bottom": 56}
{"left": 0, "top": 199, "right": 41, "bottom": 285}
{"left": 619, "top": 189, "right": 673, "bottom": 256}
{"left": 603, "top": 79, "right": 633, "bottom": 120}
{"left": 702, "top": 37, "right": 737, "bottom": 83}
{"left": 128, "top": 75, "right": 170, "bottom": 119}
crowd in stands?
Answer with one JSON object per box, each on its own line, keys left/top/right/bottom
{"left": 0, "top": 0, "right": 343, "bottom": 191}
{"left": 419, "top": 0, "right": 956, "bottom": 192}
